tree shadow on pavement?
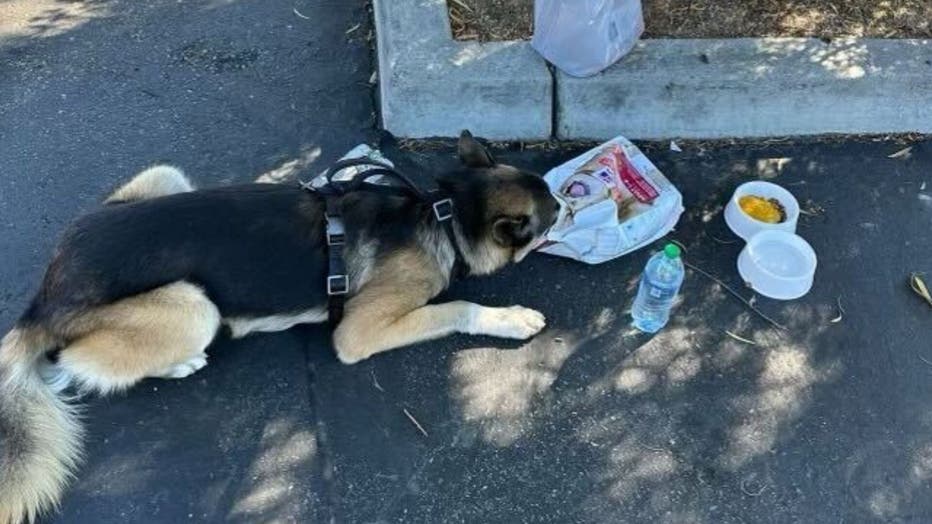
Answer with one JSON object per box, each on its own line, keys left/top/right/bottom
{"left": 312, "top": 137, "right": 932, "bottom": 523}
{"left": 2, "top": 0, "right": 373, "bottom": 522}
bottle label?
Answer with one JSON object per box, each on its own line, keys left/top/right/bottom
{"left": 648, "top": 285, "right": 676, "bottom": 300}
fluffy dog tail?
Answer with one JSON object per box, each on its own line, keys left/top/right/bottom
{"left": 0, "top": 327, "right": 83, "bottom": 524}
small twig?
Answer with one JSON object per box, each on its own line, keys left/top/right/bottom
{"left": 370, "top": 369, "right": 385, "bottom": 392}
{"left": 740, "top": 478, "right": 766, "bottom": 497}
{"left": 830, "top": 296, "right": 845, "bottom": 323}
{"left": 292, "top": 6, "right": 310, "bottom": 19}
{"left": 725, "top": 330, "right": 757, "bottom": 346}
{"left": 918, "top": 353, "right": 932, "bottom": 367}
{"left": 448, "top": 10, "right": 465, "bottom": 24}
{"left": 403, "top": 408, "right": 429, "bottom": 438}
{"left": 448, "top": 0, "right": 473, "bottom": 12}
{"left": 799, "top": 200, "right": 826, "bottom": 217}
{"left": 710, "top": 234, "right": 737, "bottom": 245}
{"left": 345, "top": 23, "right": 361, "bottom": 35}
{"left": 639, "top": 442, "right": 667, "bottom": 452}
{"left": 685, "top": 261, "right": 786, "bottom": 331}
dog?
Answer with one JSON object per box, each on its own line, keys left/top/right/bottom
{"left": 0, "top": 131, "right": 559, "bottom": 523}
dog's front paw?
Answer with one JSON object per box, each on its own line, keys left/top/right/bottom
{"left": 473, "top": 305, "right": 546, "bottom": 340}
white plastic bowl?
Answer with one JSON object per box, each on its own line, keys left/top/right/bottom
{"left": 724, "top": 181, "right": 799, "bottom": 241}
{"left": 737, "top": 230, "right": 817, "bottom": 300}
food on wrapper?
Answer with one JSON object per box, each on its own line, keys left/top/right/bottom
{"left": 558, "top": 143, "right": 661, "bottom": 221}
{"left": 738, "top": 195, "right": 786, "bottom": 224}
{"left": 537, "top": 136, "right": 684, "bottom": 265}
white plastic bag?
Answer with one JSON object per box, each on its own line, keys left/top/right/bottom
{"left": 531, "top": 0, "right": 644, "bottom": 77}
{"left": 537, "top": 136, "right": 683, "bottom": 264}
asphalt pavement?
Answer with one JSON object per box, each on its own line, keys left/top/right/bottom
{"left": 2, "top": 1, "right": 931, "bottom": 523}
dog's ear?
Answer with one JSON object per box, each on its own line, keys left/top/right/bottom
{"left": 458, "top": 130, "right": 495, "bottom": 168}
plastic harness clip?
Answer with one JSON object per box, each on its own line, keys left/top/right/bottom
{"left": 432, "top": 198, "right": 454, "bottom": 222}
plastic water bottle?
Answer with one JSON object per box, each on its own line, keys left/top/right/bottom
{"left": 631, "top": 243, "right": 684, "bottom": 333}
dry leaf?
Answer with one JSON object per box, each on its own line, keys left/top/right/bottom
{"left": 756, "top": 157, "right": 792, "bottom": 179}
{"left": 910, "top": 273, "right": 932, "bottom": 306}
{"left": 670, "top": 140, "right": 682, "bottom": 152}
{"left": 888, "top": 146, "right": 912, "bottom": 159}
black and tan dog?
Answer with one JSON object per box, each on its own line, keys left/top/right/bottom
{"left": 0, "top": 132, "right": 558, "bottom": 523}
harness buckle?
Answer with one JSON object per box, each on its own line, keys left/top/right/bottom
{"left": 327, "top": 275, "right": 349, "bottom": 295}
{"left": 325, "top": 215, "right": 345, "bottom": 245}
{"left": 433, "top": 198, "right": 454, "bottom": 222}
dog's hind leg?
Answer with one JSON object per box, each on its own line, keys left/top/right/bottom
{"left": 105, "top": 165, "right": 194, "bottom": 204}
{"left": 56, "top": 281, "right": 220, "bottom": 395}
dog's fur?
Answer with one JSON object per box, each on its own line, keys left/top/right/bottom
{"left": 0, "top": 133, "right": 558, "bottom": 523}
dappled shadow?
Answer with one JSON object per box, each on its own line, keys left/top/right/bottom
{"left": 53, "top": 328, "right": 328, "bottom": 523}
{"left": 227, "top": 419, "right": 319, "bottom": 522}
{"left": 450, "top": 307, "right": 617, "bottom": 446}
{"left": 753, "top": 37, "right": 872, "bottom": 80}
{"left": 254, "top": 146, "right": 323, "bottom": 184}
{"left": 447, "top": 270, "right": 844, "bottom": 518}
{"left": 643, "top": 0, "right": 932, "bottom": 39}
{"left": 1, "top": 0, "right": 374, "bottom": 521}
{"left": 0, "top": 0, "right": 113, "bottom": 41}
{"left": 327, "top": 137, "right": 932, "bottom": 522}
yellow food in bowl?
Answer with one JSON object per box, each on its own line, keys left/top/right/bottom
{"left": 738, "top": 195, "right": 786, "bottom": 224}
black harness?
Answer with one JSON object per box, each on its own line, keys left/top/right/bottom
{"left": 301, "top": 157, "right": 465, "bottom": 326}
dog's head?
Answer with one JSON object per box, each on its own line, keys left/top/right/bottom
{"left": 443, "top": 130, "right": 560, "bottom": 274}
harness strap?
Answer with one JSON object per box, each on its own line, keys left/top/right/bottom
{"left": 307, "top": 157, "right": 466, "bottom": 327}
{"left": 324, "top": 196, "right": 348, "bottom": 327}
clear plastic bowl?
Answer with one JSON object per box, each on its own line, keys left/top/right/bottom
{"left": 737, "top": 230, "right": 817, "bottom": 300}
{"left": 725, "top": 181, "right": 799, "bottom": 241}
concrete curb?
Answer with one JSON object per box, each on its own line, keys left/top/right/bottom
{"left": 558, "top": 38, "right": 932, "bottom": 139}
{"left": 374, "top": 0, "right": 551, "bottom": 140}
{"left": 375, "top": 1, "right": 932, "bottom": 140}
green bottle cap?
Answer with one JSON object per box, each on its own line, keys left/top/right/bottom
{"left": 663, "top": 243, "right": 681, "bottom": 259}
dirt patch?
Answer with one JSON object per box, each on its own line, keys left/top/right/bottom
{"left": 448, "top": 0, "right": 932, "bottom": 41}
